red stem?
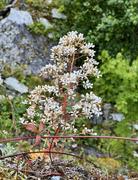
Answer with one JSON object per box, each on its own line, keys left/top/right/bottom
{"left": 0, "top": 135, "right": 137, "bottom": 143}
{"left": 48, "top": 126, "right": 60, "bottom": 162}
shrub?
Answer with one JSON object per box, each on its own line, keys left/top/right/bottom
{"left": 94, "top": 50, "right": 138, "bottom": 120}
{"left": 55, "top": 0, "right": 138, "bottom": 59}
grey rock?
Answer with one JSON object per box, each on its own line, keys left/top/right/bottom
{"left": 0, "top": 9, "right": 51, "bottom": 74}
{"left": 103, "top": 103, "right": 112, "bottom": 120}
{"left": 83, "top": 147, "right": 107, "bottom": 157}
{"left": 1, "top": 8, "right": 33, "bottom": 25}
{"left": 122, "top": 176, "right": 129, "bottom": 180}
{"left": 51, "top": 176, "right": 61, "bottom": 180}
{"left": 110, "top": 113, "right": 125, "bottom": 122}
{"left": 0, "top": 144, "right": 4, "bottom": 148}
{"left": 51, "top": 8, "right": 66, "bottom": 19}
{"left": 133, "top": 124, "right": 138, "bottom": 130}
{"left": 39, "top": 18, "right": 53, "bottom": 29}
{"left": 92, "top": 114, "right": 103, "bottom": 124}
{"left": 5, "top": 77, "right": 28, "bottom": 94}
{"left": 48, "top": 32, "right": 54, "bottom": 39}
{"left": 47, "top": 0, "right": 52, "bottom": 4}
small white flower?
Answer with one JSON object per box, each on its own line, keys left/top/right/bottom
{"left": 26, "top": 105, "right": 36, "bottom": 119}
{"left": 19, "top": 117, "right": 26, "bottom": 124}
{"left": 83, "top": 79, "right": 93, "bottom": 89}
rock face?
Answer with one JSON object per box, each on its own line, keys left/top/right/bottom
{"left": 2, "top": 8, "right": 33, "bottom": 25}
{"left": 0, "top": 8, "right": 51, "bottom": 74}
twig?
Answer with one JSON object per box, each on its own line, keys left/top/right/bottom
{"left": 48, "top": 126, "right": 60, "bottom": 163}
{"left": 0, "top": 135, "right": 137, "bottom": 144}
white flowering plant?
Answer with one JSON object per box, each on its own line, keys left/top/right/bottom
{"left": 22, "top": 31, "right": 101, "bottom": 150}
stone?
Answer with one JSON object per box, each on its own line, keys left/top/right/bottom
{"left": 83, "top": 147, "right": 107, "bottom": 157}
{"left": 4, "top": 77, "right": 28, "bottom": 94}
{"left": 133, "top": 124, "right": 138, "bottom": 130}
{"left": 51, "top": 176, "right": 61, "bottom": 180}
{"left": 122, "top": 176, "right": 129, "bottom": 180}
{"left": 51, "top": 8, "right": 66, "bottom": 19}
{"left": 39, "top": 18, "right": 53, "bottom": 29}
{"left": 48, "top": 32, "right": 54, "bottom": 39}
{"left": 103, "top": 103, "right": 112, "bottom": 120}
{"left": 0, "top": 8, "right": 51, "bottom": 74}
{"left": 47, "top": 0, "right": 52, "bottom": 4}
{"left": 92, "top": 114, "right": 103, "bottom": 124}
{"left": 1, "top": 8, "right": 33, "bottom": 25}
{"left": 110, "top": 113, "right": 125, "bottom": 122}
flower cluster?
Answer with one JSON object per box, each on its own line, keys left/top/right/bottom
{"left": 23, "top": 31, "right": 101, "bottom": 133}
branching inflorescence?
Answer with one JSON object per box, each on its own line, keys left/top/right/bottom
{"left": 22, "top": 31, "right": 102, "bottom": 135}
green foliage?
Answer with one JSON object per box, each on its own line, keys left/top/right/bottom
{"left": 0, "top": 1, "right": 6, "bottom": 10}
{"left": 94, "top": 51, "right": 138, "bottom": 119}
{"left": 55, "top": 0, "right": 138, "bottom": 59}
{"left": 0, "top": 96, "right": 28, "bottom": 138}
{"left": 114, "top": 120, "right": 132, "bottom": 137}
{"left": 26, "top": 75, "right": 44, "bottom": 88}
{"left": 96, "top": 157, "right": 121, "bottom": 173}
{"left": 92, "top": 119, "right": 138, "bottom": 171}
{"left": 74, "top": 117, "right": 97, "bottom": 147}
{"left": 0, "top": 112, "right": 13, "bottom": 138}
{"left": 28, "top": 22, "right": 53, "bottom": 36}
{"left": 91, "top": 50, "right": 138, "bottom": 171}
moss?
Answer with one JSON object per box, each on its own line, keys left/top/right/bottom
{"left": 1, "top": 64, "right": 26, "bottom": 82}
{"left": 96, "top": 157, "right": 121, "bottom": 173}
{"left": 26, "top": 75, "right": 44, "bottom": 88}
{"left": 1, "top": 64, "right": 12, "bottom": 78}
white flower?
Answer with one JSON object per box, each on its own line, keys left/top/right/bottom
{"left": 19, "top": 117, "right": 27, "bottom": 124}
{"left": 23, "top": 31, "right": 101, "bottom": 132}
{"left": 21, "top": 100, "right": 28, "bottom": 104}
{"left": 81, "top": 43, "right": 95, "bottom": 57}
{"left": 26, "top": 105, "right": 36, "bottom": 119}
{"left": 81, "top": 92, "right": 102, "bottom": 118}
{"left": 40, "top": 64, "right": 58, "bottom": 78}
{"left": 60, "top": 71, "right": 80, "bottom": 86}
{"left": 83, "top": 79, "right": 93, "bottom": 89}
{"left": 59, "top": 31, "right": 84, "bottom": 46}
{"left": 43, "top": 98, "right": 62, "bottom": 121}
{"left": 42, "top": 85, "right": 59, "bottom": 95}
